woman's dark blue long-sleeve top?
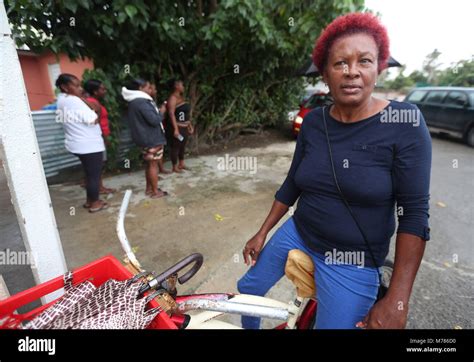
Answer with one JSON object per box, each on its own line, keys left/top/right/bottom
{"left": 275, "top": 101, "right": 432, "bottom": 267}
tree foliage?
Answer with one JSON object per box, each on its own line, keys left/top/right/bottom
{"left": 437, "top": 58, "right": 474, "bottom": 87}
{"left": 8, "top": 0, "right": 364, "bottom": 151}
{"left": 384, "top": 49, "right": 474, "bottom": 91}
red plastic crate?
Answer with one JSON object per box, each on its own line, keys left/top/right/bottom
{"left": 0, "top": 255, "right": 177, "bottom": 329}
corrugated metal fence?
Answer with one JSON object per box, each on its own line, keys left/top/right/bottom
{"left": 32, "top": 110, "right": 134, "bottom": 178}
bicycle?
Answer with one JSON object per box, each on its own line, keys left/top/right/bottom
{"left": 118, "top": 190, "right": 394, "bottom": 329}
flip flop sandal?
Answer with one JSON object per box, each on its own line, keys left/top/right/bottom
{"left": 89, "top": 202, "right": 109, "bottom": 213}
{"left": 150, "top": 191, "right": 169, "bottom": 199}
{"left": 100, "top": 188, "right": 116, "bottom": 194}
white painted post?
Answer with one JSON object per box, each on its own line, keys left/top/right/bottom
{"left": 0, "top": 1, "right": 67, "bottom": 301}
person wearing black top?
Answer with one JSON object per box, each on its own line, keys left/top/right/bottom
{"left": 166, "top": 79, "right": 194, "bottom": 173}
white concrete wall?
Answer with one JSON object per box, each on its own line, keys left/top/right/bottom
{"left": 0, "top": 1, "right": 67, "bottom": 301}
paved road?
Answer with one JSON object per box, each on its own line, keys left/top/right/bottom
{"left": 0, "top": 161, "right": 40, "bottom": 311}
{"left": 405, "top": 134, "right": 473, "bottom": 329}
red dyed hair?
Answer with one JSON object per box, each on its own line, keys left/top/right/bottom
{"left": 312, "top": 12, "right": 390, "bottom": 74}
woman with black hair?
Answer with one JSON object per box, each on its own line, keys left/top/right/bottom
{"left": 166, "top": 79, "right": 194, "bottom": 173}
{"left": 122, "top": 78, "right": 168, "bottom": 198}
{"left": 56, "top": 73, "right": 108, "bottom": 213}
{"left": 83, "top": 78, "right": 115, "bottom": 194}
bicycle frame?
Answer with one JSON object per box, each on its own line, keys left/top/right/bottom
{"left": 172, "top": 293, "right": 318, "bottom": 329}
{"left": 117, "top": 190, "right": 317, "bottom": 329}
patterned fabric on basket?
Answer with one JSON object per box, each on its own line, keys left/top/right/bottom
{"left": 24, "top": 272, "right": 161, "bottom": 329}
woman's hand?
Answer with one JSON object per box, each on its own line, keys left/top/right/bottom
{"left": 356, "top": 296, "right": 408, "bottom": 329}
{"left": 356, "top": 233, "right": 425, "bottom": 329}
{"left": 159, "top": 103, "right": 167, "bottom": 114}
{"left": 188, "top": 124, "right": 194, "bottom": 135}
{"left": 242, "top": 232, "right": 266, "bottom": 266}
{"left": 173, "top": 128, "right": 181, "bottom": 139}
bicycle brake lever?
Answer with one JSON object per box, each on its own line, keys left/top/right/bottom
{"left": 139, "top": 253, "right": 203, "bottom": 294}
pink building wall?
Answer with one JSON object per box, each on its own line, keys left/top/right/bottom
{"left": 18, "top": 51, "right": 94, "bottom": 110}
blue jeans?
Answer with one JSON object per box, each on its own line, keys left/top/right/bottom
{"left": 237, "top": 217, "right": 379, "bottom": 329}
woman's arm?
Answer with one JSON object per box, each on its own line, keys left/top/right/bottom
{"left": 138, "top": 101, "right": 164, "bottom": 128}
{"left": 187, "top": 105, "right": 194, "bottom": 134}
{"left": 360, "top": 233, "right": 425, "bottom": 329}
{"left": 81, "top": 97, "right": 101, "bottom": 119}
{"left": 242, "top": 200, "right": 289, "bottom": 265}
{"left": 388, "top": 233, "right": 426, "bottom": 304}
{"left": 70, "top": 95, "right": 98, "bottom": 125}
{"left": 187, "top": 122, "right": 194, "bottom": 135}
{"left": 258, "top": 200, "right": 290, "bottom": 236}
{"left": 243, "top": 116, "right": 307, "bottom": 265}
{"left": 166, "top": 96, "right": 180, "bottom": 139}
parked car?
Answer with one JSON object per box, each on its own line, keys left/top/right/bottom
{"left": 404, "top": 87, "right": 474, "bottom": 147}
{"left": 292, "top": 92, "right": 333, "bottom": 136}
{"left": 288, "top": 87, "right": 322, "bottom": 122}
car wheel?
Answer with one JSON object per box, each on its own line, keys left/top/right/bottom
{"left": 466, "top": 127, "right": 474, "bottom": 147}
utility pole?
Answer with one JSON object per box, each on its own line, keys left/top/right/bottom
{"left": 0, "top": 0, "right": 67, "bottom": 302}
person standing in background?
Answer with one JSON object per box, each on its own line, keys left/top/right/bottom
{"left": 122, "top": 78, "right": 168, "bottom": 199}
{"left": 166, "top": 79, "right": 194, "bottom": 173}
{"left": 150, "top": 83, "right": 171, "bottom": 175}
{"left": 56, "top": 73, "right": 109, "bottom": 213}
{"left": 83, "top": 79, "right": 115, "bottom": 194}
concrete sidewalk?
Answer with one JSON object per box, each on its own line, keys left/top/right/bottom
{"left": 50, "top": 141, "right": 297, "bottom": 327}
{"left": 27, "top": 135, "right": 474, "bottom": 328}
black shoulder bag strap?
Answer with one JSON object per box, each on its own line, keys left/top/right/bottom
{"left": 321, "top": 106, "right": 387, "bottom": 300}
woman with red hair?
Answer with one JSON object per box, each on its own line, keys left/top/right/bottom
{"left": 238, "top": 13, "right": 431, "bottom": 329}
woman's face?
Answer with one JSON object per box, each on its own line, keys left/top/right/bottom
{"left": 95, "top": 83, "right": 107, "bottom": 99}
{"left": 176, "top": 81, "right": 185, "bottom": 93}
{"left": 139, "top": 82, "right": 153, "bottom": 96}
{"left": 150, "top": 84, "right": 157, "bottom": 98}
{"left": 323, "top": 33, "right": 379, "bottom": 108}
{"left": 63, "top": 77, "right": 83, "bottom": 97}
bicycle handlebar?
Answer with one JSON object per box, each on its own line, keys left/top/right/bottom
{"left": 139, "top": 253, "right": 204, "bottom": 294}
